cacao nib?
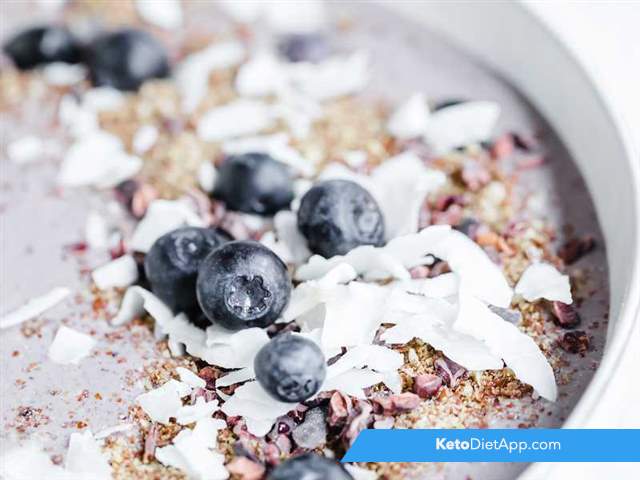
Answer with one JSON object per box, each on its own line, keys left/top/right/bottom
{"left": 559, "top": 331, "right": 590, "bottom": 354}
{"left": 558, "top": 235, "right": 596, "bottom": 265}
{"left": 551, "top": 301, "right": 581, "bottom": 329}
{"left": 435, "top": 357, "right": 467, "bottom": 388}
{"left": 413, "top": 374, "right": 442, "bottom": 399}
{"left": 372, "top": 393, "right": 420, "bottom": 416}
{"left": 328, "top": 391, "right": 352, "bottom": 427}
{"left": 490, "top": 133, "right": 515, "bottom": 160}
{"left": 342, "top": 400, "right": 373, "bottom": 446}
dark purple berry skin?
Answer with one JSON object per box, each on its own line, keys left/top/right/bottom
{"left": 86, "top": 29, "right": 169, "bottom": 91}
{"left": 297, "top": 179, "right": 385, "bottom": 258}
{"left": 213, "top": 153, "right": 294, "bottom": 216}
{"left": 196, "top": 241, "right": 291, "bottom": 330}
{"left": 278, "top": 34, "right": 330, "bottom": 63}
{"left": 3, "top": 26, "right": 82, "bottom": 70}
{"left": 254, "top": 333, "right": 326, "bottom": 403}
{"left": 267, "top": 453, "right": 352, "bottom": 480}
{"left": 144, "top": 227, "right": 231, "bottom": 315}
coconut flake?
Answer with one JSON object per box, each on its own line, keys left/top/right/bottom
{"left": 112, "top": 286, "right": 173, "bottom": 330}
{"left": 202, "top": 324, "right": 270, "bottom": 368}
{"left": 454, "top": 289, "right": 557, "bottom": 401}
{"left": 65, "top": 430, "right": 111, "bottom": 480}
{"left": 370, "top": 152, "right": 446, "bottom": 239}
{"left": 235, "top": 52, "right": 285, "bottom": 97}
{"left": 135, "top": 0, "right": 182, "bottom": 29}
{"left": 132, "top": 124, "right": 158, "bottom": 154}
{"left": 287, "top": 51, "right": 369, "bottom": 101}
{"left": 197, "top": 162, "right": 218, "bottom": 193}
{"left": 177, "top": 367, "right": 206, "bottom": 389}
{"left": 7, "top": 135, "right": 44, "bottom": 164}
{"left": 197, "top": 99, "right": 275, "bottom": 142}
{"left": 0, "top": 441, "right": 66, "bottom": 479}
{"left": 321, "top": 368, "right": 383, "bottom": 399}
{"left": 137, "top": 379, "right": 192, "bottom": 424}
{"left": 91, "top": 254, "right": 138, "bottom": 290}
{"left": 515, "top": 262, "right": 573, "bottom": 304}
{"left": 176, "top": 397, "right": 219, "bottom": 425}
{"left": 345, "top": 464, "right": 378, "bottom": 480}
{"left": 387, "top": 92, "right": 430, "bottom": 139}
{"left": 129, "top": 199, "right": 205, "bottom": 253}
{"left": 94, "top": 423, "right": 133, "bottom": 439}
{"left": 260, "top": 210, "right": 311, "bottom": 265}
{"left": 84, "top": 211, "right": 110, "bottom": 249}
{"left": 381, "top": 289, "right": 503, "bottom": 371}
{"left": 48, "top": 326, "right": 96, "bottom": 365}
{"left": 176, "top": 42, "right": 245, "bottom": 113}
{"left": 220, "top": 381, "right": 296, "bottom": 436}
{"left": 42, "top": 62, "right": 86, "bottom": 86}
{"left": 58, "top": 131, "right": 142, "bottom": 188}
{"left": 423, "top": 101, "right": 501, "bottom": 153}
{"left": 0, "top": 287, "right": 71, "bottom": 329}
{"left": 222, "top": 133, "right": 314, "bottom": 176}
{"left": 155, "top": 418, "right": 228, "bottom": 480}
{"left": 217, "top": 0, "right": 263, "bottom": 22}
{"left": 263, "top": 0, "right": 327, "bottom": 33}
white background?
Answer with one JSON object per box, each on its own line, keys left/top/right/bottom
{"left": 525, "top": 1, "right": 640, "bottom": 478}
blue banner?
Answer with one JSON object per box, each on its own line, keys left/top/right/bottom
{"left": 342, "top": 429, "right": 640, "bottom": 462}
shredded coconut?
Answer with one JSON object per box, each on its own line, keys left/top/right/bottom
{"left": 91, "top": 255, "right": 139, "bottom": 290}
{"left": 48, "top": 326, "right": 96, "bottom": 365}
{"left": 1, "top": 287, "right": 71, "bottom": 329}
{"left": 515, "top": 262, "right": 573, "bottom": 304}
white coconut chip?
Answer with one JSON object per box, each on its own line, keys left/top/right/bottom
{"left": 423, "top": 100, "right": 501, "bottom": 153}
{"left": 57, "top": 130, "right": 142, "bottom": 188}
{"left": 235, "top": 52, "right": 285, "bottom": 97}
{"left": 287, "top": 50, "right": 370, "bottom": 101}
{"left": 136, "top": 379, "right": 192, "bottom": 424}
{"left": 454, "top": 289, "right": 557, "bottom": 401}
{"left": 381, "top": 291, "right": 503, "bottom": 371}
{"left": 222, "top": 133, "right": 314, "bottom": 176}
{"left": 263, "top": 0, "right": 327, "bottom": 34}
{"left": 176, "top": 397, "right": 220, "bottom": 425}
{"left": 370, "top": 152, "right": 446, "bottom": 239}
{"left": 132, "top": 124, "right": 158, "bottom": 154}
{"left": 155, "top": 418, "right": 228, "bottom": 480}
{"left": 48, "top": 326, "right": 97, "bottom": 365}
{"left": 85, "top": 211, "right": 110, "bottom": 249}
{"left": 7, "top": 135, "right": 44, "bottom": 165}
{"left": 129, "top": 199, "right": 205, "bottom": 253}
{"left": 176, "top": 41, "right": 245, "bottom": 113}
{"left": 203, "top": 324, "right": 270, "bottom": 367}
{"left": 91, "top": 254, "right": 138, "bottom": 290}
{"left": 0, "top": 287, "right": 70, "bottom": 329}
{"left": 515, "top": 262, "right": 573, "bottom": 304}
{"left": 94, "top": 423, "right": 133, "bottom": 439}
{"left": 398, "top": 272, "right": 460, "bottom": 298}
{"left": 216, "top": 367, "right": 256, "bottom": 388}
{"left": 177, "top": 367, "right": 206, "bottom": 389}
{"left": 220, "top": 381, "right": 297, "bottom": 436}
{"left": 387, "top": 92, "right": 430, "bottom": 139}
{"left": 321, "top": 368, "right": 384, "bottom": 399}
{"left": 135, "top": 0, "right": 182, "bottom": 29}
{"left": 217, "top": 0, "right": 263, "bottom": 22}
{"left": 197, "top": 162, "right": 218, "bottom": 193}
{"left": 111, "top": 286, "right": 173, "bottom": 331}
{"left": 197, "top": 99, "right": 276, "bottom": 142}
{"left": 65, "top": 430, "right": 112, "bottom": 480}
{"left": 42, "top": 62, "right": 86, "bottom": 86}
{"left": 260, "top": 210, "right": 311, "bottom": 265}
{"left": 345, "top": 464, "right": 379, "bottom": 480}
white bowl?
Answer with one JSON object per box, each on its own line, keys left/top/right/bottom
{"left": 379, "top": 0, "right": 640, "bottom": 476}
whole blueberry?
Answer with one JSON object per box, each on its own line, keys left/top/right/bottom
{"left": 254, "top": 333, "right": 326, "bottom": 403}
{"left": 196, "top": 241, "right": 291, "bottom": 330}
{"left": 3, "top": 26, "right": 82, "bottom": 70}
{"left": 86, "top": 29, "right": 169, "bottom": 91}
{"left": 278, "top": 34, "right": 330, "bottom": 63}
{"left": 297, "top": 179, "right": 385, "bottom": 258}
{"left": 144, "top": 227, "right": 231, "bottom": 315}
{"left": 267, "top": 453, "right": 352, "bottom": 480}
{"left": 213, "top": 153, "right": 294, "bottom": 216}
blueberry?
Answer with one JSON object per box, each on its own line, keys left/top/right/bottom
{"left": 213, "top": 153, "right": 294, "bottom": 216}
{"left": 278, "top": 34, "right": 330, "bottom": 63}
{"left": 86, "top": 29, "right": 169, "bottom": 91}
{"left": 267, "top": 453, "right": 352, "bottom": 480}
{"left": 297, "top": 179, "right": 385, "bottom": 258}
{"left": 3, "top": 26, "right": 82, "bottom": 70}
{"left": 144, "top": 227, "right": 231, "bottom": 315}
{"left": 196, "top": 241, "right": 291, "bottom": 330}
{"left": 254, "top": 333, "right": 326, "bottom": 403}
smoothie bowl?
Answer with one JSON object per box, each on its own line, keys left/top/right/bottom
{"left": 1, "top": 1, "right": 637, "bottom": 480}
